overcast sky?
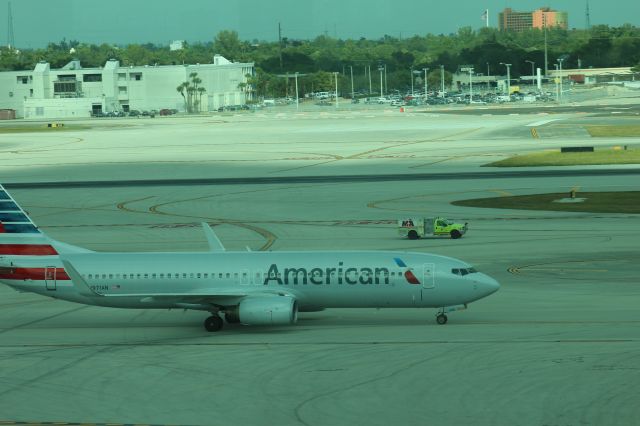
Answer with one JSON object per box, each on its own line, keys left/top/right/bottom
{"left": 3, "top": 0, "right": 639, "bottom": 48}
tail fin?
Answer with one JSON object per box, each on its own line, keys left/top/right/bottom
{"left": 0, "top": 184, "right": 91, "bottom": 257}
{"left": 0, "top": 184, "right": 41, "bottom": 236}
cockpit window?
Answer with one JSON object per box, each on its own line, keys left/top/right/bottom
{"left": 451, "top": 267, "right": 478, "bottom": 276}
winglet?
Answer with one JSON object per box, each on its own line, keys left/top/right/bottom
{"left": 202, "top": 222, "right": 225, "bottom": 252}
{"left": 60, "top": 258, "right": 103, "bottom": 297}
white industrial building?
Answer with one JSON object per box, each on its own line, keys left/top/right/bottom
{"left": 0, "top": 55, "right": 254, "bottom": 119}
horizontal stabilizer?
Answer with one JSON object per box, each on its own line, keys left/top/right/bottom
{"left": 202, "top": 222, "right": 225, "bottom": 252}
{"left": 60, "top": 257, "right": 102, "bottom": 297}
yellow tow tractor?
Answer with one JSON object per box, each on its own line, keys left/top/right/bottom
{"left": 398, "top": 217, "right": 468, "bottom": 240}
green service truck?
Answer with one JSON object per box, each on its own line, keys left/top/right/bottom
{"left": 398, "top": 217, "right": 468, "bottom": 240}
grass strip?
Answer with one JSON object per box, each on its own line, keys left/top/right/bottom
{"left": 487, "top": 147, "right": 640, "bottom": 167}
{"left": 452, "top": 191, "right": 640, "bottom": 214}
{"left": 586, "top": 125, "right": 640, "bottom": 137}
{"left": 0, "top": 125, "right": 90, "bottom": 133}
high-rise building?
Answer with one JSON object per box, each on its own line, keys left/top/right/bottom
{"left": 498, "top": 8, "right": 533, "bottom": 32}
{"left": 499, "top": 7, "right": 568, "bottom": 31}
{"left": 532, "top": 8, "right": 568, "bottom": 30}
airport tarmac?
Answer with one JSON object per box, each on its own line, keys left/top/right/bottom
{"left": 1, "top": 107, "right": 639, "bottom": 426}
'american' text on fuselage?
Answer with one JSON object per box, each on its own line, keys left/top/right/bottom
{"left": 264, "top": 262, "right": 391, "bottom": 285}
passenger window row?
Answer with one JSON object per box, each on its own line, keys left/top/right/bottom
{"left": 82, "top": 270, "right": 403, "bottom": 281}
{"left": 84, "top": 272, "right": 234, "bottom": 280}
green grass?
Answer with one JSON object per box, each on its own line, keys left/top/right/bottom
{"left": 452, "top": 191, "right": 640, "bottom": 214}
{"left": 487, "top": 147, "right": 640, "bottom": 167}
{"left": 0, "top": 124, "right": 91, "bottom": 133}
{"left": 586, "top": 125, "right": 640, "bottom": 137}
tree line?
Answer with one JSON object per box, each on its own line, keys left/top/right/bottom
{"left": 1, "top": 25, "right": 639, "bottom": 98}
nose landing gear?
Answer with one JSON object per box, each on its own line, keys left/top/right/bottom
{"left": 436, "top": 313, "right": 448, "bottom": 325}
{"left": 435, "top": 304, "right": 467, "bottom": 324}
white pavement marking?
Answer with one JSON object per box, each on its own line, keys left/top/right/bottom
{"left": 526, "top": 118, "right": 562, "bottom": 127}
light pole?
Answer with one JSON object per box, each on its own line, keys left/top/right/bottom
{"left": 469, "top": 68, "right": 473, "bottom": 102}
{"left": 334, "top": 72, "right": 339, "bottom": 108}
{"left": 554, "top": 64, "right": 559, "bottom": 102}
{"left": 410, "top": 67, "right": 414, "bottom": 97}
{"left": 423, "top": 68, "right": 429, "bottom": 102}
{"left": 368, "top": 65, "right": 372, "bottom": 95}
{"left": 349, "top": 65, "right": 354, "bottom": 100}
{"left": 486, "top": 62, "right": 491, "bottom": 91}
{"left": 384, "top": 64, "right": 387, "bottom": 95}
{"left": 557, "top": 57, "right": 565, "bottom": 102}
{"left": 378, "top": 63, "right": 384, "bottom": 98}
{"left": 525, "top": 60, "right": 535, "bottom": 86}
{"left": 500, "top": 62, "right": 512, "bottom": 96}
{"left": 294, "top": 72, "right": 299, "bottom": 109}
{"left": 440, "top": 65, "right": 445, "bottom": 98}
{"left": 276, "top": 72, "right": 306, "bottom": 109}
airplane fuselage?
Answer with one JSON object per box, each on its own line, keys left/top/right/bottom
{"left": 2, "top": 250, "right": 498, "bottom": 311}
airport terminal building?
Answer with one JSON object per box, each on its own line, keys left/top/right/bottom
{"left": 0, "top": 55, "right": 254, "bottom": 119}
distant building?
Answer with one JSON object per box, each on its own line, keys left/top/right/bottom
{"left": 499, "top": 7, "right": 568, "bottom": 31}
{"left": 498, "top": 8, "right": 533, "bottom": 32}
{"left": 532, "top": 7, "right": 568, "bottom": 30}
{"left": 169, "top": 40, "right": 185, "bottom": 51}
{"left": 0, "top": 55, "right": 254, "bottom": 119}
{"left": 547, "top": 67, "right": 638, "bottom": 85}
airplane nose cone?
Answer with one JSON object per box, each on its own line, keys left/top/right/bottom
{"left": 479, "top": 273, "right": 500, "bottom": 296}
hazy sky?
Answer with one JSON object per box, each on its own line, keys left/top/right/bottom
{"left": 3, "top": 0, "right": 639, "bottom": 48}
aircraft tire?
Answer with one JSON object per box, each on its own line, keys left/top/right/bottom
{"left": 436, "top": 314, "right": 448, "bottom": 325}
{"left": 204, "top": 315, "right": 224, "bottom": 332}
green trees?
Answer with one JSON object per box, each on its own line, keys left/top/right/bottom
{"left": 3, "top": 26, "right": 640, "bottom": 97}
{"left": 213, "top": 30, "right": 248, "bottom": 61}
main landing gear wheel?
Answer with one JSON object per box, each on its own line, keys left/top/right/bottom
{"left": 436, "top": 313, "right": 448, "bottom": 325}
{"left": 204, "top": 315, "right": 224, "bottom": 332}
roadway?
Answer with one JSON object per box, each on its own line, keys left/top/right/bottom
{"left": 0, "top": 106, "right": 639, "bottom": 426}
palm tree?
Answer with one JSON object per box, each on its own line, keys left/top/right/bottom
{"left": 176, "top": 72, "right": 206, "bottom": 113}
{"left": 197, "top": 87, "right": 206, "bottom": 112}
{"left": 187, "top": 86, "right": 196, "bottom": 113}
{"left": 176, "top": 82, "right": 188, "bottom": 112}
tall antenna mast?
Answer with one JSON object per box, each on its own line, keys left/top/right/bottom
{"left": 7, "top": 1, "right": 15, "bottom": 49}
{"left": 585, "top": 0, "right": 591, "bottom": 30}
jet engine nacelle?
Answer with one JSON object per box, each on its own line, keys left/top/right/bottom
{"left": 227, "top": 296, "right": 298, "bottom": 326}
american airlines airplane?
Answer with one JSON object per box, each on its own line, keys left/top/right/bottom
{"left": 0, "top": 184, "right": 499, "bottom": 331}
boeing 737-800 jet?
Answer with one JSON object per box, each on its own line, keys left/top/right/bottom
{"left": 0, "top": 184, "right": 499, "bottom": 331}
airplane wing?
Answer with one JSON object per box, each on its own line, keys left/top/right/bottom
{"left": 202, "top": 222, "right": 225, "bottom": 252}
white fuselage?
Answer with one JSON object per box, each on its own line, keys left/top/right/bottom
{"left": 1, "top": 250, "right": 499, "bottom": 310}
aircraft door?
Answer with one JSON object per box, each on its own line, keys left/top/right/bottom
{"left": 240, "top": 269, "right": 251, "bottom": 285}
{"left": 422, "top": 263, "right": 435, "bottom": 289}
{"left": 44, "top": 266, "right": 57, "bottom": 291}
